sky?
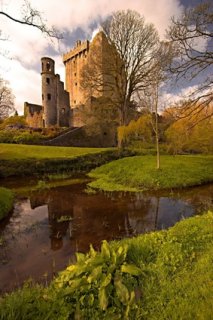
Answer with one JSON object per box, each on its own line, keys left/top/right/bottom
{"left": 0, "top": 0, "right": 207, "bottom": 114}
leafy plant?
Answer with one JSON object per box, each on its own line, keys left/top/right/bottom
{"left": 53, "top": 240, "right": 142, "bottom": 319}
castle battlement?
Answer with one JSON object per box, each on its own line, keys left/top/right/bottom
{"left": 63, "top": 40, "right": 90, "bottom": 63}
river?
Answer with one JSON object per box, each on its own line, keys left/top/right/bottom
{"left": 0, "top": 178, "right": 212, "bottom": 293}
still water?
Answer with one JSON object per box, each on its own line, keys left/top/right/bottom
{"left": 0, "top": 179, "right": 212, "bottom": 293}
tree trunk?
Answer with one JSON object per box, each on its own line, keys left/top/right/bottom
{"left": 155, "top": 86, "right": 160, "bottom": 169}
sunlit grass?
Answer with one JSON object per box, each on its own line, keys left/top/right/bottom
{"left": 88, "top": 155, "right": 213, "bottom": 191}
{"left": 0, "top": 143, "right": 112, "bottom": 160}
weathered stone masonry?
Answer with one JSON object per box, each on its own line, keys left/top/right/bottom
{"left": 24, "top": 31, "right": 118, "bottom": 129}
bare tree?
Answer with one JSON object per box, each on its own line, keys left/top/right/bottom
{"left": 80, "top": 31, "right": 126, "bottom": 127}
{"left": 81, "top": 10, "right": 160, "bottom": 126}
{"left": 103, "top": 10, "right": 160, "bottom": 125}
{"left": 0, "top": 0, "right": 63, "bottom": 40}
{"left": 137, "top": 43, "right": 172, "bottom": 169}
{"left": 167, "top": 2, "right": 213, "bottom": 118}
{"left": 0, "top": 78, "right": 15, "bottom": 120}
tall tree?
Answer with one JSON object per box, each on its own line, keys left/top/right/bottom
{"left": 103, "top": 10, "right": 160, "bottom": 125}
{"left": 137, "top": 42, "right": 172, "bottom": 169}
{"left": 81, "top": 10, "right": 159, "bottom": 126}
{"left": 167, "top": 2, "right": 213, "bottom": 119}
{"left": 0, "top": 78, "right": 15, "bottom": 120}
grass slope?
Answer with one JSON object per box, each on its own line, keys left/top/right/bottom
{"left": 0, "top": 212, "right": 212, "bottom": 319}
{"left": 0, "top": 143, "right": 111, "bottom": 160}
{"left": 0, "top": 187, "right": 14, "bottom": 221}
{"left": 88, "top": 155, "right": 213, "bottom": 191}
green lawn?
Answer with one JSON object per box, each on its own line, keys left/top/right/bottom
{"left": 0, "top": 212, "right": 212, "bottom": 319}
{"left": 0, "top": 144, "right": 111, "bottom": 160}
{"left": 0, "top": 187, "right": 14, "bottom": 221}
{"left": 88, "top": 155, "right": 213, "bottom": 191}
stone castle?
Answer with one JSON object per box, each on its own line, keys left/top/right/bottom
{"left": 24, "top": 31, "right": 117, "bottom": 129}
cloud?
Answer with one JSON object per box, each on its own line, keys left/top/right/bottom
{"left": 0, "top": 0, "right": 184, "bottom": 113}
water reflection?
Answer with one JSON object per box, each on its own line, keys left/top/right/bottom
{"left": 0, "top": 182, "right": 212, "bottom": 293}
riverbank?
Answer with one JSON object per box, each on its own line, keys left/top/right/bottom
{"left": 0, "top": 144, "right": 131, "bottom": 178}
{"left": 88, "top": 155, "right": 213, "bottom": 191}
{"left": 0, "top": 211, "right": 212, "bottom": 319}
{"left": 0, "top": 188, "right": 14, "bottom": 221}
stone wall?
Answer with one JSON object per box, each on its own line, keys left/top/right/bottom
{"left": 24, "top": 102, "right": 43, "bottom": 128}
{"left": 25, "top": 57, "right": 71, "bottom": 128}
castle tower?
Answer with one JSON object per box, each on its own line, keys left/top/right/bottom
{"left": 41, "top": 57, "right": 57, "bottom": 127}
{"left": 63, "top": 40, "right": 90, "bottom": 108}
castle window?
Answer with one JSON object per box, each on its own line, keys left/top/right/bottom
{"left": 47, "top": 93, "right": 51, "bottom": 100}
{"left": 46, "top": 62, "right": 51, "bottom": 71}
{"left": 75, "top": 82, "right": 77, "bottom": 86}
{"left": 42, "top": 94, "right": 44, "bottom": 100}
{"left": 74, "top": 100, "right": 76, "bottom": 104}
{"left": 74, "top": 73, "right": 76, "bottom": 76}
{"left": 46, "top": 77, "right": 50, "bottom": 84}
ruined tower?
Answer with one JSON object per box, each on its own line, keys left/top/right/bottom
{"left": 41, "top": 57, "right": 57, "bottom": 127}
{"left": 41, "top": 57, "right": 70, "bottom": 127}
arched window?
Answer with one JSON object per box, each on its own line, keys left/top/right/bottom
{"left": 47, "top": 93, "right": 51, "bottom": 100}
{"left": 46, "top": 62, "right": 51, "bottom": 71}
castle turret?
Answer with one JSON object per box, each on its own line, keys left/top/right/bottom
{"left": 41, "top": 57, "right": 57, "bottom": 127}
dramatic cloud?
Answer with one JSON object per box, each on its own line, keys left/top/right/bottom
{"left": 0, "top": 0, "right": 184, "bottom": 113}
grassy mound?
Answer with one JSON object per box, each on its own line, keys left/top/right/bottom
{"left": 88, "top": 155, "right": 213, "bottom": 191}
{"left": 0, "top": 187, "right": 14, "bottom": 221}
{"left": 0, "top": 212, "right": 213, "bottom": 319}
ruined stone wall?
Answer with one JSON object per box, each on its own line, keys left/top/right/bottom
{"left": 41, "top": 57, "right": 57, "bottom": 127}
{"left": 56, "top": 77, "right": 70, "bottom": 127}
{"left": 24, "top": 102, "right": 43, "bottom": 128}
{"left": 41, "top": 57, "right": 71, "bottom": 128}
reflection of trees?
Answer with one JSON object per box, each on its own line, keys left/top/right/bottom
{"left": 128, "top": 194, "right": 158, "bottom": 234}
{"left": 28, "top": 184, "right": 213, "bottom": 253}
{"left": 29, "top": 186, "right": 135, "bottom": 252}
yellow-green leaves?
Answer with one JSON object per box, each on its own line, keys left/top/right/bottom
{"left": 101, "top": 273, "right": 112, "bottom": 288}
{"left": 87, "top": 266, "right": 102, "bottom": 284}
{"left": 54, "top": 240, "right": 141, "bottom": 317}
{"left": 101, "top": 240, "right": 111, "bottom": 259}
{"left": 114, "top": 275, "right": 129, "bottom": 305}
{"left": 121, "top": 264, "right": 142, "bottom": 276}
{"left": 99, "top": 287, "right": 108, "bottom": 310}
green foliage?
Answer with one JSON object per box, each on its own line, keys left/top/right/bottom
{"left": 0, "top": 187, "right": 14, "bottom": 221}
{"left": 0, "top": 281, "right": 69, "bottom": 320}
{"left": 53, "top": 240, "right": 140, "bottom": 319}
{"left": 0, "top": 115, "right": 26, "bottom": 128}
{"left": 88, "top": 155, "right": 213, "bottom": 191}
{"left": 118, "top": 114, "right": 153, "bottom": 147}
{"left": 1, "top": 212, "right": 213, "bottom": 319}
{"left": 165, "top": 110, "right": 213, "bottom": 154}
